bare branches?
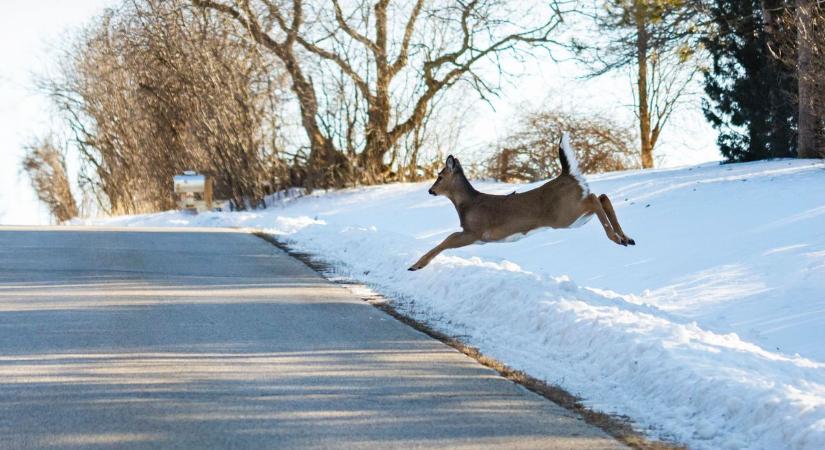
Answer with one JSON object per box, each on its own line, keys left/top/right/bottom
{"left": 389, "top": 0, "right": 425, "bottom": 78}
{"left": 571, "top": 0, "right": 705, "bottom": 168}
{"left": 21, "top": 136, "right": 79, "bottom": 222}
{"left": 486, "top": 108, "right": 639, "bottom": 182}
{"left": 294, "top": 35, "right": 371, "bottom": 99}
{"left": 44, "top": 0, "right": 290, "bottom": 213}
{"left": 194, "top": 0, "right": 354, "bottom": 188}
{"left": 194, "top": 0, "right": 562, "bottom": 184}
{"left": 392, "top": 0, "right": 562, "bottom": 146}
{"left": 331, "top": 0, "right": 377, "bottom": 53}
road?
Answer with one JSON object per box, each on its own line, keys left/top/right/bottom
{"left": 0, "top": 226, "right": 624, "bottom": 449}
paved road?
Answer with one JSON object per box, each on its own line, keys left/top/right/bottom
{"left": 0, "top": 226, "right": 624, "bottom": 449}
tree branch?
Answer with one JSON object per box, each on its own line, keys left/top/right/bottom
{"left": 389, "top": 0, "right": 425, "bottom": 78}
{"left": 331, "top": 0, "right": 378, "bottom": 53}
{"left": 295, "top": 36, "right": 372, "bottom": 99}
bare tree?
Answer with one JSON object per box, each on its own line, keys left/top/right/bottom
{"left": 572, "top": 0, "right": 704, "bottom": 168}
{"left": 21, "top": 136, "right": 79, "bottom": 223}
{"left": 192, "top": 0, "right": 564, "bottom": 185}
{"left": 393, "top": 85, "right": 474, "bottom": 181}
{"left": 43, "top": 0, "right": 288, "bottom": 214}
{"left": 486, "top": 109, "right": 639, "bottom": 182}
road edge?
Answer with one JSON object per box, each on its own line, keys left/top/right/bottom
{"left": 251, "top": 231, "right": 686, "bottom": 450}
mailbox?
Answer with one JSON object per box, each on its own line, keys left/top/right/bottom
{"left": 173, "top": 171, "right": 212, "bottom": 213}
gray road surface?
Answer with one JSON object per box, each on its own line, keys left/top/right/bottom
{"left": 0, "top": 226, "right": 625, "bottom": 449}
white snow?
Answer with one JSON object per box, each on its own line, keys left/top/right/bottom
{"left": 82, "top": 159, "right": 825, "bottom": 449}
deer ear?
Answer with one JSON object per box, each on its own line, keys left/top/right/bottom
{"left": 446, "top": 155, "right": 456, "bottom": 171}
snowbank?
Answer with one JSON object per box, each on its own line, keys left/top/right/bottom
{"left": 86, "top": 159, "right": 825, "bottom": 449}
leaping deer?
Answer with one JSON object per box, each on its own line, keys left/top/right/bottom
{"left": 408, "top": 132, "right": 635, "bottom": 271}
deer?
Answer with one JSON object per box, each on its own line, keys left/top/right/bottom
{"left": 408, "top": 132, "right": 635, "bottom": 271}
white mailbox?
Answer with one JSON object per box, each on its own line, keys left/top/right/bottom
{"left": 173, "top": 171, "right": 212, "bottom": 213}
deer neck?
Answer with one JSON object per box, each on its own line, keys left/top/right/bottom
{"left": 446, "top": 174, "right": 478, "bottom": 211}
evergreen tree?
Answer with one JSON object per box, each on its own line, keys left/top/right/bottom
{"left": 702, "top": 0, "right": 797, "bottom": 162}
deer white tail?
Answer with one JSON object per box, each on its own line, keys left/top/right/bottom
{"left": 559, "top": 131, "right": 589, "bottom": 197}
{"left": 559, "top": 132, "right": 580, "bottom": 177}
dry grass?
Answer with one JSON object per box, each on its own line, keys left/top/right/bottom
{"left": 253, "top": 231, "right": 687, "bottom": 450}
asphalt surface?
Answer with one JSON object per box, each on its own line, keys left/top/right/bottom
{"left": 0, "top": 226, "right": 625, "bottom": 449}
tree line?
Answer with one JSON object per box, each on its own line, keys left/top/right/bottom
{"left": 22, "top": 0, "right": 825, "bottom": 222}
{"left": 703, "top": 0, "right": 825, "bottom": 162}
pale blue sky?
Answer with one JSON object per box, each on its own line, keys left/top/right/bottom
{"left": 0, "top": 1, "right": 719, "bottom": 225}
{"left": 1, "top": 0, "right": 115, "bottom": 225}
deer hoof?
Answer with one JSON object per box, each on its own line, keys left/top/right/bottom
{"left": 408, "top": 266, "right": 418, "bottom": 271}
{"left": 627, "top": 238, "right": 636, "bottom": 246}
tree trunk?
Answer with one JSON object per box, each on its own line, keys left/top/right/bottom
{"left": 360, "top": 103, "right": 391, "bottom": 183}
{"left": 358, "top": 0, "right": 392, "bottom": 184}
{"left": 796, "top": 0, "right": 824, "bottom": 158}
{"left": 635, "top": 1, "right": 654, "bottom": 168}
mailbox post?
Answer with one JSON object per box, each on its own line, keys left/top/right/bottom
{"left": 173, "top": 171, "right": 212, "bottom": 213}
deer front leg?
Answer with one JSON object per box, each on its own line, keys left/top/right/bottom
{"left": 408, "top": 231, "right": 479, "bottom": 271}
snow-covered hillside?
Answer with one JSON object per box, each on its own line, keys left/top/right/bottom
{"left": 86, "top": 159, "right": 825, "bottom": 449}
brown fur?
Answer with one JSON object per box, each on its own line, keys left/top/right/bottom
{"left": 409, "top": 153, "right": 634, "bottom": 271}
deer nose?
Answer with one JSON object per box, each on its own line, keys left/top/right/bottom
{"left": 428, "top": 189, "right": 436, "bottom": 196}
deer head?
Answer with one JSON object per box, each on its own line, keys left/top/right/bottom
{"left": 428, "top": 155, "right": 466, "bottom": 197}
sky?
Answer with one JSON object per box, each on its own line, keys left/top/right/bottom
{"left": 0, "top": 0, "right": 116, "bottom": 225}
{"left": 0, "top": 1, "right": 720, "bottom": 225}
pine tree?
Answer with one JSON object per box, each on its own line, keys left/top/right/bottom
{"left": 702, "top": 0, "right": 797, "bottom": 162}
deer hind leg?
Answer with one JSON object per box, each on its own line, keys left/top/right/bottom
{"left": 408, "top": 231, "right": 479, "bottom": 271}
{"left": 598, "top": 194, "right": 635, "bottom": 246}
{"left": 583, "top": 193, "right": 625, "bottom": 246}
